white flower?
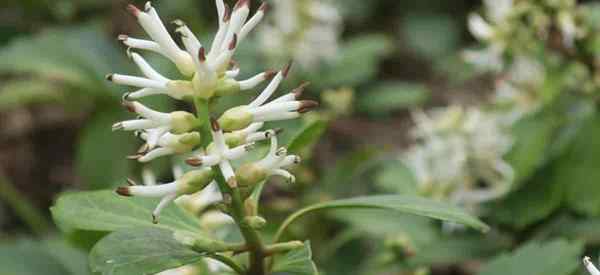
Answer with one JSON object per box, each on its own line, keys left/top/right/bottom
{"left": 483, "top": 0, "right": 512, "bottom": 24}
{"left": 110, "top": 1, "right": 272, "bottom": 99}
{"left": 112, "top": 100, "right": 198, "bottom": 134}
{"left": 236, "top": 133, "right": 301, "bottom": 186}
{"left": 468, "top": 14, "right": 494, "bottom": 41}
{"left": 584, "top": 257, "right": 600, "bottom": 275}
{"left": 218, "top": 65, "right": 318, "bottom": 131}
{"left": 557, "top": 10, "right": 579, "bottom": 49}
{"left": 403, "top": 106, "right": 513, "bottom": 209}
{"left": 258, "top": 0, "right": 342, "bottom": 69}
{"left": 185, "top": 118, "right": 257, "bottom": 182}
{"left": 130, "top": 131, "right": 201, "bottom": 162}
{"left": 116, "top": 168, "right": 214, "bottom": 223}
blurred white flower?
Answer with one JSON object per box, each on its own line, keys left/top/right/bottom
{"left": 258, "top": 0, "right": 342, "bottom": 69}
{"left": 403, "top": 106, "right": 514, "bottom": 210}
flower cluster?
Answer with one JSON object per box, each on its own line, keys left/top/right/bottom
{"left": 109, "top": 0, "right": 317, "bottom": 223}
{"left": 257, "top": 0, "right": 342, "bottom": 69}
{"left": 402, "top": 106, "right": 514, "bottom": 211}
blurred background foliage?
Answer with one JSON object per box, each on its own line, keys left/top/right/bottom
{"left": 2, "top": 0, "right": 600, "bottom": 274}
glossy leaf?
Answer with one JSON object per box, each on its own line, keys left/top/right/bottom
{"left": 51, "top": 190, "right": 203, "bottom": 235}
{"left": 478, "top": 239, "right": 583, "bottom": 275}
{"left": 272, "top": 241, "right": 319, "bottom": 275}
{"left": 90, "top": 227, "right": 203, "bottom": 275}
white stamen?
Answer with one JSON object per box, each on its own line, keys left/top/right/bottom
{"left": 128, "top": 182, "right": 177, "bottom": 197}
{"left": 121, "top": 37, "right": 165, "bottom": 55}
{"left": 153, "top": 193, "right": 177, "bottom": 219}
{"left": 111, "top": 74, "right": 166, "bottom": 89}
{"left": 131, "top": 102, "right": 170, "bottom": 122}
{"left": 239, "top": 72, "right": 269, "bottom": 90}
{"left": 127, "top": 88, "right": 166, "bottom": 99}
{"left": 130, "top": 52, "right": 170, "bottom": 82}
{"left": 584, "top": 257, "right": 600, "bottom": 275}
{"left": 250, "top": 101, "right": 300, "bottom": 117}
{"left": 249, "top": 71, "right": 284, "bottom": 107}
{"left": 254, "top": 111, "right": 299, "bottom": 122}
{"left": 219, "top": 160, "right": 236, "bottom": 180}
{"left": 139, "top": 147, "right": 175, "bottom": 162}
{"left": 239, "top": 9, "right": 265, "bottom": 42}
{"left": 120, "top": 119, "right": 163, "bottom": 131}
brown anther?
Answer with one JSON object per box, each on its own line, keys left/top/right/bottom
{"left": 282, "top": 60, "right": 293, "bottom": 78}
{"left": 126, "top": 4, "right": 141, "bottom": 17}
{"left": 292, "top": 82, "right": 311, "bottom": 98}
{"left": 264, "top": 70, "right": 276, "bottom": 80}
{"left": 259, "top": 2, "right": 268, "bottom": 12}
{"left": 105, "top": 74, "right": 114, "bottom": 81}
{"left": 227, "top": 177, "right": 238, "bottom": 188}
{"left": 198, "top": 47, "right": 207, "bottom": 62}
{"left": 122, "top": 100, "right": 136, "bottom": 113}
{"left": 298, "top": 100, "right": 319, "bottom": 113}
{"left": 274, "top": 128, "right": 284, "bottom": 135}
{"left": 228, "top": 34, "right": 238, "bottom": 51}
{"left": 210, "top": 117, "right": 221, "bottom": 131}
{"left": 116, "top": 186, "right": 132, "bottom": 196}
{"left": 234, "top": 0, "right": 250, "bottom": 11}
{"left": 223, "top": 4, "right": 231, "bottom": 22}
{"left": 152, "top": 214, "right": 159, "bottom": 224}
{"left": 185, "top": 157, "right": 203, "bottom": 167}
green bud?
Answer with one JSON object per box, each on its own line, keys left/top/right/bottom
{"left": 177, "top": 168, "right": 215, "bottom": 195}
{"left": 244, "top": 216, "right": 266, "bottom": 229}
{"left": 192, "top": 73, "right": 218, "bottom": 99}
{"left": 172, "top": 132, "right": 201, "bottom": 153}
{"left": 235, "top": 163, "right": 267, "bottom": 188}
{"left": 166, "top": 80, "right": 196, "bottom": 100}
{"left": 215, "top": 77, "right": 241, "bottom": 97}
{"left": 224, "top": 131, "right": 247, "bottom": 148}
{"left": 218, "top": 106, "right": 252, "bottom": 131}
{"left": 170, "top": 111, "right": 198, "bottom": 134}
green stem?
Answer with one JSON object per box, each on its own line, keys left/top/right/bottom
{"left": 0, "top": 172, "right": 50, "bottom": 235}
{"left": 273, "top": 204, "right": 328, "bottom": 244}
{"left": 213, "top": 168, "right": 266, "bottom": 275}
{"left": 195, "top": 97, "right": 266, "bottom": 275}
{"left": 206, "top": 254, "right": 246, "bottom": 275}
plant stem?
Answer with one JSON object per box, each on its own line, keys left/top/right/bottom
{"left": 0, "top": 172, "right": 50, "bottom": 235}
{"left": 195, "top": 97, "right": 266, "bottom": 275}
{"left": 206, "top": 254, "right": 247, "bottom": 275}
{"left": 212, "top": 168, "right": 266, "bottom": 275}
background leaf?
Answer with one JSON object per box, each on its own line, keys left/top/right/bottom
{"left": 272, "top": 241, "right": 319, "bottom": 275}
{"left": 357, "top": 81, "right": 430, "bottom": 115}
{"left": 51, "top": 190, "right": 202, "bottom": 235}
{"left": 90, "top": 227, "right": 203, "bottom": 275}
{"left": 478, "top": 239, "right": 583, "bottom": 275}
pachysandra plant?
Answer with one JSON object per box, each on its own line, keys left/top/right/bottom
{"left": 50, "top": 1, "right": 492, "bottom": 275}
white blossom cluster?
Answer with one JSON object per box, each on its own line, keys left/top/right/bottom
{"left": 402, "top": 106, "right": 514, "bottom": 211}
{"left": 258, "top": 0, "right": 342, "bottom": 69}
{"left": 464, "top": 0, "right": 581, "bottom": 72}
{"left": 108, "top": 0, "right": 318, "bottom": 224}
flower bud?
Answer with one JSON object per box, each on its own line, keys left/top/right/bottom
{"left": 170, "top": 111, "right": 198, "bottom": 134}
{"left": 224, "top": 131, "right": 246, "bottom": 148}
{"left": 218, "top": 106, "right": 253, "bottom": 131}
{"left": 235, "top": 163, "right": 267, "bottom": 188}
{"left": 192, "top": 73, "right": 218, "bottom": 99}
{"left": 165, "top": 80, "right": 196, "bottom": 100}
{"left": 176, "top": 168, "right": 215, "bottom": 195}
{"left": 244, "top": 216, "right": 266, "bottom": 229}
{"left": 215, "top": 77, "right": 241, "bottom": 97}
{"left": 171, "top": 132, "right": 201, "bottom": 153}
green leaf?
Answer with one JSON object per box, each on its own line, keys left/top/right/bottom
{"left": 272, "top": 241, "right": 319, "bottom": 275}
{"left": 357, "top": 82, "right": 429, "bottom": 115}
{"left": 287, "top": 119, "right": 328, "bottom": 158}
{"left": 90, "top": 227, "right": 203, "bottom": 275}
{"left": 75, "top": 106, "right": 136, "bottom": 189}
{"left": 505, "top": 112, "right": 559, "bottom": 187}
{"left": 51, "top": 190, "right": 202, "bottom": 235}
{"left": 375, "top": 159, "right": 418, "bottom": 194}
{"left": 275, "top": 195, "right": 489, "bottom": 242}
{"left": 0, "top": 238, "right": 91, "bottom": 275}
{"left": 478, "top": 239, "right": 583, "bottom": 275}
{"left": 490, "top": 170, "right": 564, "bottom": 229}
{"left": 560, "top": 113, "right": 600, "bottom": 216}
{"left": 311, "top": 34, "right": 391, "bottom": 88}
